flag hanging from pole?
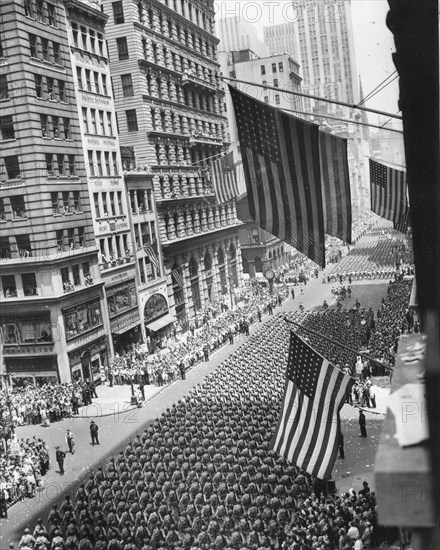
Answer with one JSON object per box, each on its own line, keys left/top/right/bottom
{"left": 229, "top": 85, "right": 325, "bottom": 267}
{"left": 144, "top": 240, "right": 160, "bottom": 275}
{"left": 319, "top": 131, "right": 352, "bottom": 244}
{"left": 211, "top": 151, "right": 239, "bottom": 204}
{"left": 270, "top": 332, "right": 355, "bottom": 480}
{"left": 171, "top": 267, "right": 184, "bottom": 288}
{"left": 369, "top": 158, "right": 409, "bottom": 233}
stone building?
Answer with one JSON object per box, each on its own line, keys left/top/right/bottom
{"left": 102, "top": 0, "right": 243, "bottom": 332}
{"left": 0, "top": 0, "right": 109, "bottom": 385}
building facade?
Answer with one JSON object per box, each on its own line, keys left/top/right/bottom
{"left": 263, "top": 22, "right": 297, "bottom": 60}
{"left": 291, "top": 0, "right": 359, "bottom": 112}
{"left": 64, "top": 0, "right": 146, "bottom": 355}
{"left": 102, "top": 0, "right": 243, "bottom": 336}
{"left": 0, "top": 0, "right": 109, "bottom": 386}
{"left": 217, "top": 16, "right": 269, "bottom": 59}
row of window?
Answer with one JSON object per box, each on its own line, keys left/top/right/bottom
{"left": 64, "top": 299, "right": 102, "bottom": 340}
{"left": 41, "top": 114, "right": 71, "bottom": 139}
{"left": 51, "top": 191, "right": 82, "bottom": 216}
{"left": 93, "top": 191, "right": 124, "bottom": 219}
{"left": 61, "top": 262, "right": 92, "bottom": 293}
{"left": 82, "top": 107, "right": 114, "bottom": 136}
{"left": 138, "top": 256, "right": 160, "bottom": 284}
{"left": 149, "top": 107, "right": 221, "bottom": 138}
{"left": 133, "top": 220, "right": 156, "bottom": 250}
{"left": 56, "top": 227, "right": 86, "bottom": 251}
{"left": 29, "top": 34, "right": 62, "bottom": 65}
{"left": 2, "top": 318, "right": 52, "bottom": 343}
{"left": 136, "top": 1, "right": 213, "bottom": 45}
{"left": 24, "top": 0, "right": 57, "bottom": 26}
{"left": 129, "top": 189, "right": 153, "bottom": 214}
{"left": 35, "top": 74, "right": 67, "bottom": 101}
{"left": 45, "top": 154, "right": 77, "bottom": 177}
{"left": 261, "top": 61, "right": 284, "bottom": 75}
{"left": 76, "top": 67, "right": 108, "bottom": 96}
{"left": 87, "top": 150, "right": 120, "bottom": 178}
{"left": 71, "top": 23, "right": 105, "bottom": 57}
{"left": 99, "top": 234, "right": 132, "bottom": 269}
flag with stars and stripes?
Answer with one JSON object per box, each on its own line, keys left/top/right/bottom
{"left": 229, "top": 85, "right": 325, "bottom": 267}
{"left": 319, "top": 131, "right": 352, "bottom": 244}
{"left": 369, "top": 158, "right": 409, "bottom": 233}
{"left": 270, "top": 332, "right": 355, "bottom": 480}
{"left": 171, "top": 266, "right": 184, "bottom": 288}
{"left": 144, "top": 240, "right": 160, "bottom": 275}
{"left": 211, "top": 152, "right": 239, "bottom": 204}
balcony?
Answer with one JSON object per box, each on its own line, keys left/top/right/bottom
{"left": 147, "top": 129, "right": 190, "bottom": 141}
{"left": 100, "top": 255, "right": 134, "bottom": 272}
{"left": 189, "top": 132, "right": 223, "bottom": 146}
{"left": 181, "top": 71, "right": 218, "bottom": 93}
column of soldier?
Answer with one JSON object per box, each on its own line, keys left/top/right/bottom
{"left": 11, "top": 275, "right": 416, "bottom": 550}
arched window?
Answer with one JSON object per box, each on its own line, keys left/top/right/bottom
{"left": 269, "top": 251, "right": 272, "bottom": 259}
{"left": 217, "top": 247, "right": 224, "bottom": 265}
{"left": 204, "top": 252, "right": 212, "bottom": 271}
{"left": 189, "top": 257, "right": 198, "bottom": 278}
{"left": 229, "top": 243, "right": 236, "bottom": 259}
{"left": 144, "top": 293, "right": 168, "bottom": 322}
{"left": 254, "top": 256, "right": 263, "bottom": 273}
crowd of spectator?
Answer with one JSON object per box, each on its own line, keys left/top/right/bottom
{"left": 14, "top": 315, "right": 380, "bottom": 550}
{"left": 0, "top": 437, "right": 50, "bottom": 517}
{"left": 0, "top": 381, "right": 97, "bottom": 429}
{"left": 107, "top": 285, "right": 289, "bottom": 389}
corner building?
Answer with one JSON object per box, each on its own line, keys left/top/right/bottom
{"left": 103, "top": 0, "right": 243, "bottom": 333}
{"left": 0, "top": 0, "right": 110, "bottom": 386}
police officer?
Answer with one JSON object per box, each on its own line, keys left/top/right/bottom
{"left": 56, "top": 447, "right": 66, "bottom": 475}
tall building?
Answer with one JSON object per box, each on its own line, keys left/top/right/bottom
{"left": 217, "top": 16, "right": 269, "bottom": 59}
{"left": 263, "top": 22, "right": 297, "bottom": 59}
{"left": 0, "top": 0, "right": 109, "bottom": 386}
{"left": 102, "top": 0, "right": 243, "bottom": 335}
{"left": 64, "top": 0, "right": 145, "bottom": 356}
{"left": 291, "top": 0, "right": 359, "bottom": 112}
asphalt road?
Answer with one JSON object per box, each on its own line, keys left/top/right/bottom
{"left": 1, "top": 259, "right": 390, "bottom": 548}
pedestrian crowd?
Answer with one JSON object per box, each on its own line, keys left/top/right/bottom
{"left": 0, "top": 436, "right": 50, "bottom": 516}
{"left": 13, "top": 312, "right": 387, "bottom": 550}
{"left": 0, "top": 380, "right": 98, "bottom": 429}
{"left": 107, "top": 285, "right": 289, "bottom": 390}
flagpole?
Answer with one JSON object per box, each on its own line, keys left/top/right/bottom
{"left": 222, "top": 76, "right": 403, "bottom": 120}
{"left": 283, "top": 316, "right": 394, "bottom": 372}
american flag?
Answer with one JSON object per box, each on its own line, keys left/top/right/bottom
{"left": 211, "top": 152, "right": 239, "bottom": 204}
{"left": 171, "top": 266, "right": 184, "bottom": 288}
{"left": 229, "top": 85, "right": 325, "bottom": 267}
{"left": 270, "top": 332, "right": 355, "bottom": 480}
{"left": 369, "top": 158, "right": 409, "bottom": 233}
{"left": 319, "top": 132, "right": 352, "bottom": 244}
{"left": 144, "top": 241, "right": 160, "bottom": 275}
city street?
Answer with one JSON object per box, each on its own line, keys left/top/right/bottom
{"left": 1, "top": 260, "right": 390, "bottom": 547}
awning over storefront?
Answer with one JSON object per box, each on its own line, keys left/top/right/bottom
{"left": 147, "top": 313, "right": 176, "bottom": 333}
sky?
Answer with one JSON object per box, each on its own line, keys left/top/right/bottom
{"left": 214, "top": 0, "right": 401, "bottom": 128}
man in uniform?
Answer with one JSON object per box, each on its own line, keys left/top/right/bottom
{"left": 56, "top": 447, "right": 66, "bottom": 475}
{"left": 90, "top": 421, "right": 100, "bottom": 445}
{"left": 359, "top": 410, "right": 367, "bottom": 437}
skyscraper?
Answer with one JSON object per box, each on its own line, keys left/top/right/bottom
{"left": 290, "top": 0, "right": 359, "bottom": 112}
{"left": 217, "top": 16, "right": 269, "bottom": 59}
{"left": 263, "top": 22, "right": 297, "bottom": 59}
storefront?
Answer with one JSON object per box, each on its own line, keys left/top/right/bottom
{"left": 144, "top": 293, "right": 176, "bottom": 352}
{"left": 111, "top": 308, "right": 142, "bottom": 353}
{"left": 4, "top": 356, "right": 58, "bottom": 387}
{"left": 68, "top": 335, "right": 108, "bottom": 383}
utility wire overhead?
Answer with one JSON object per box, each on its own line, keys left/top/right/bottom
{"left": 221, "top": 75, "right": 403, "bottom": 121}
{"left": 356, "top": 71, "right": 398, "bottom": 106}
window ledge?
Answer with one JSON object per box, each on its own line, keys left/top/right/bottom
{"left": 1, "top": 138, "right": 16, "bottom": 143}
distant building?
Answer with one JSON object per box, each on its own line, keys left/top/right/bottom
{"left": 217, "top": 16, "right": 269, "bottom": 59}
{"left": 263, "top": 22, "right": 297, "bottom": 60}
{"left": 291, "top": 0, "right": 359, "bottom": 112}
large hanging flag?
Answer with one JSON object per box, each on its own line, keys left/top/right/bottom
{"left": 211, "top": 151, "right": 239, "bottom": 204}
{"left": 319, "top": 131, "right": 352, "bottom": 244}
{"left": 144, "top": 240, "right": 160, "bottom": 275}
{"left": 369, "top": 158, "right": 409, "bottom": 233}
{"left": 270, "top": 332, "right": 355, "bottom": 480}
{"left": 229, "top": 85, "right": 325, "bottom": 267}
